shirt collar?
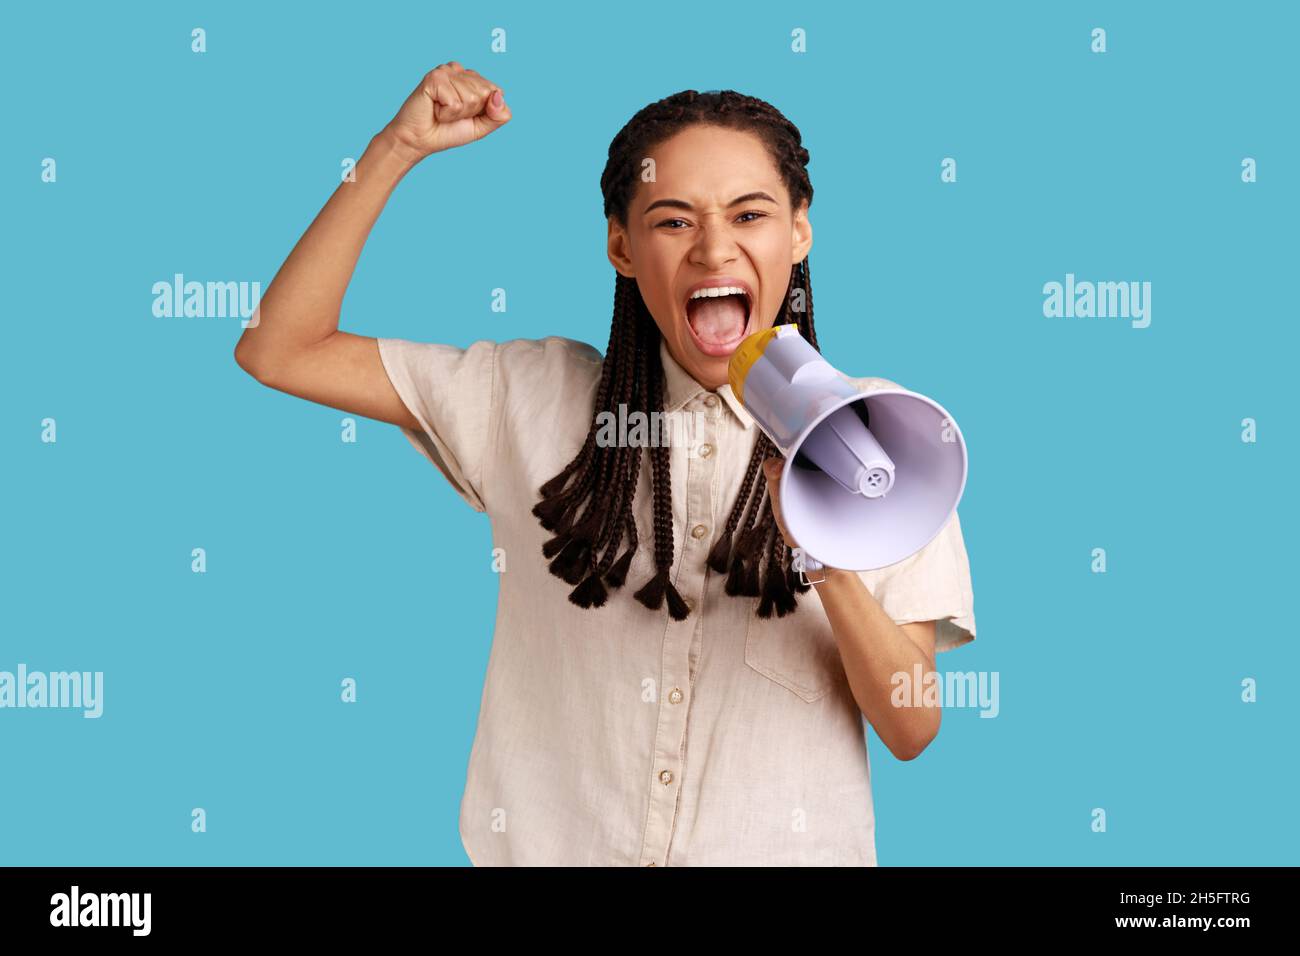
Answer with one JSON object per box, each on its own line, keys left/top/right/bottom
{"left": 658, "top": 336, "right": 755, "bottom": 430}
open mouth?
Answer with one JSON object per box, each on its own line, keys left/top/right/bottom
{"left": 684, "top": 286, "right": 753, "bottom": 358}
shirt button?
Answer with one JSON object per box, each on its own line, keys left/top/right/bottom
{"left": 669, "top": 687, "right": 683, "bottom": 704}
{"left": 659, "top": 769, "right": 674, "bottom": 785}
{"left": 704, "top": 394, "right": 719, "bottom": 408}
{"left": 698, "top": 443, "right": 713, "bottom": 458}
{"left": 691, "top": 524, "right": 708, "bottom": 539}
{"left": 646, "top": 861, "right": 656, "bottom": 867}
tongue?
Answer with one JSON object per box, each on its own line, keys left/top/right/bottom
{"left": 688, "top": 295, "right": 747, "bottom": 345}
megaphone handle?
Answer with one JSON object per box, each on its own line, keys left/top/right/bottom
{"left": 799, "top": 554, "right": 826, "bottom": 587}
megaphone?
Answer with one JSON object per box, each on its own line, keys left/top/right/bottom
{"left": 727, "top": 324, "right": 968, "bottom": 573}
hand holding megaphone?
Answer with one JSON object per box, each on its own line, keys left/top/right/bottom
{"left": 760, "top": 455, "right": 826, "bottom": 584}
{"left": 761, "top": 456, "right": 796, "bottom": 545}
{"left": 729, "top": 325, "right": 968, "bottom": 573}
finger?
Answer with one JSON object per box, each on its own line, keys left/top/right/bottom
{"left": 763, "top": 462, "right": 780, "bottom": 513}
{"left": 445, "top": 71, "right": 479, "bottom": 117}
{"left": 474, "top": 82, "right": 511, "bottom": 128}
{"left": 430, "top": 64, "right": 472, "bottom": 119}
{"left": 426, "top": 66, "right": 465, "bottom": 121}
{"left": 762, "top": 458, "right": 793, "bottom": 543}
{"left": 451, "top": 69, "right": 491, "bottom": 111}
{"left": 480, "top": 88, "right": 510, "bottom": 125}
{"left": 466, "top": 72, "right": 507, "bottom": 119}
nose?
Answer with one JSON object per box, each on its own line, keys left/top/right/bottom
{"left": 688, "top": 215, "right": 739, "bottom": 268}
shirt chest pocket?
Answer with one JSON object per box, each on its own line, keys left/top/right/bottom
{"left": 743, "top": 597, "right": 843, "bottom": 703}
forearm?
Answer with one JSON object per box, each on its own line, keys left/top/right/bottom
{"left": 234, "top": 126, "right": 417, "bottom": 373}
{"left": 816, "top": 567, "right": 940, "bottom": 759}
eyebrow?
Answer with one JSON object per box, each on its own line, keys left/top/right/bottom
{"left": 642, "top": 191, "right": 779, "bottom": 215}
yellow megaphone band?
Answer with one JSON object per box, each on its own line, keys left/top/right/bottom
{"left": 727, "top": 325, "right": 783, "bottom": 406}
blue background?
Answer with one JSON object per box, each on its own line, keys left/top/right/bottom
{"left": 3, "top": 0, "right": 1296, "bottom": 865}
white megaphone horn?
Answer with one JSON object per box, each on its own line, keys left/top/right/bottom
{"left": 727, "top": 324, "right": 968, "bottom": 574}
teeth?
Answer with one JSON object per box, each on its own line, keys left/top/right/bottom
{"left": 689, "top": 286, "right": 748, "bottom": 301}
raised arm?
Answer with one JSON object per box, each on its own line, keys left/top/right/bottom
{"left": 233, "top": 62, "right": 511, "bottom": 429}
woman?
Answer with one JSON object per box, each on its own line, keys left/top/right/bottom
{"left": 234, "top": 63, "right": 976, "bottom": 866}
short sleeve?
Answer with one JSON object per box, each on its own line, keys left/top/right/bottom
{"left": 375, "top": 336, "right": 498, "bottom": 513}
{"left": 858, "top": 509, "right": 976, "bottom": 653}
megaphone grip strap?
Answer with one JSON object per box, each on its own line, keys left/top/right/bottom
{"left": 799, "top": 554, "right": 826, "bottom": 586}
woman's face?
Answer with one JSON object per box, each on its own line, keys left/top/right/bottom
{"left": 607, "top": 124, "right": 812, "bottom": 389}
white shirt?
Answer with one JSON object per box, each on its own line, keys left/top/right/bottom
{"left": 376, "top": 332, "right": 976, "bottom": 866}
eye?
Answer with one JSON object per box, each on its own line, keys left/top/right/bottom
{"left": 656, "top": 211, "right": 770, "bottom": 229}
